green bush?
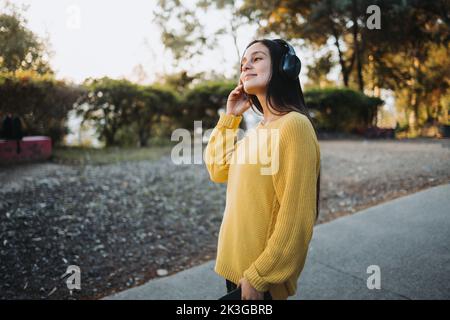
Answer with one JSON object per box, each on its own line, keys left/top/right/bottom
{"left": 0, "top": 71, "right": 81, "bottom": 145}
{"left": 180, "top": 80, "right": 237, "bottom": 130}
{"left": 77, "top": 77, "right": 180, "bottom": 147}
{"left": 304, "top": 88, "right": 383, "bottom": 132}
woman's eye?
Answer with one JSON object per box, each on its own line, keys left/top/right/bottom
{"left": 240, "top": 57, "right": 262, "bottom": 70}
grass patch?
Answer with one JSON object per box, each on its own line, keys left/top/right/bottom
{"left": 52, "top": 144, "right": 175, "bottom": 165}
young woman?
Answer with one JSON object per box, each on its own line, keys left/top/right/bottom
{"left": 204, "top": 39, "right": 321, "bottom": 300}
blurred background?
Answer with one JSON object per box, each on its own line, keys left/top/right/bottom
{"left": 0, "top": 0, "right": 449, "bottom": 300}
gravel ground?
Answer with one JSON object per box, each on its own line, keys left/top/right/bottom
{"left": 1, "top": 138, "right": 449, "bottom": 299}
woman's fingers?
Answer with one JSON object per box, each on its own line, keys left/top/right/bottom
{"left": 233, "top": 85, "right": 244, "bottom": 96}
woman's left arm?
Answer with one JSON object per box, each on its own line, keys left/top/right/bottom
{"left": 243, "top": 116, "right": 319, "bottom": 292}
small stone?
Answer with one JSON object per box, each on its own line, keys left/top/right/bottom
{"left": 156, "top": 269, "right": 168, "bottom": 277}
{"left": 48, "top": 287, "right": 57, "bottom": 297}
{"left": 93, "top": 244, "right": 105, "bottom": 251}
{"left": 157, "top": 244, "right": 168, "bottom": 251}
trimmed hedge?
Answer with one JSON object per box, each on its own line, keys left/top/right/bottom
{"left": 304, "top": 88, "right": 383, "bottom": 132}
{"left": 0, "top": 71, "right": 81, "bottom": 145}
{"left": 0, "top": 73, "right": 384, "bottom": 148}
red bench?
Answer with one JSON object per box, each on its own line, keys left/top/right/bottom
{"left": 0, "top": 136, "right": 52, "bottom": 164}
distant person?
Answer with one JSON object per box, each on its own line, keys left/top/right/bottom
{"left": 2, "top": 113, "right": 14, "bottom": 139}
{"left": 205, "top": 39, "right": 321, "bottom": 300}
{"left": 2, "top": 112, "right": 24, "bottom": 153}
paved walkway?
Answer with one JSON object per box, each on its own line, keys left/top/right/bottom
{"left": 105, "top": 183, "right": 450, "bottom": 300}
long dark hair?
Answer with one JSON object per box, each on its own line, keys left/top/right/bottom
{"left": 242, "top": 38, "right": 321, "bottom": 222}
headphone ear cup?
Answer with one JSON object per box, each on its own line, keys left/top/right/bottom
{"left": 280, "top": 54, "right": 301, "bottom": 80}
{"left": 274, "top": 39, "right": 301, "bottom": 80}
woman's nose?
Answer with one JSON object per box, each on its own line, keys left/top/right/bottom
{"left": 242, "top": 59, "right": 254, "bottom": 70}
{"left": 241, "top": 64, "right": 252, "bottom": 75}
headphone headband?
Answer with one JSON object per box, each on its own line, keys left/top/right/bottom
{"left": 271, "top": 39, "right": 301, "bottom": 80}
{"left": 272, "top": 39, "right": 296, "bottom": 56}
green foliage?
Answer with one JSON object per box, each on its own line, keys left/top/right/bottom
{"left": 305, "top": 87, "right": 384, "bottom": 132}
{"left": 76, "top": 79, "right": 383, "bottom": 142}
{"left": 132, "top": 84, "right": 180, "bottom": 146}
{"left": 77, "top": 77, "right": 180, "bottom": 147}
{"left": 180, "top": 80, "right": 236, "bottom": 130}
{"left": 305, "top": 52, "right": 335, "bottom": 89}
{"left": 77, "top": 77, "right": 138, "bottom": 146}
{"left": 0, "top": 71, "right": 81, "bottom": 145}
{"left": 0, "top": 7, "right": 53, "bottom": 74}
{"left": 153, "top": 0, "right": 234, "bottom": 65}
{"left": 0, "top": 70, "right": 387, "bottom": 148}
{"left": 156, "top": 70, "right": 198, "bottom": 93}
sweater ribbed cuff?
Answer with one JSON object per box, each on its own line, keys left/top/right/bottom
{"left": 217, "top": 113, "right": 242, "bottom": 129}
{"left": 243, "top": 264, "right": 269, "bottom": 292}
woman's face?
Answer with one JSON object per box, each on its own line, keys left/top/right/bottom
{"left": 239, "top": 42, "right": 271, "bottom": 95}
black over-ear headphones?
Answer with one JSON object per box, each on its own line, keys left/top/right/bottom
{"left": 272, "top": 39, "right": 301, "bottom": 81}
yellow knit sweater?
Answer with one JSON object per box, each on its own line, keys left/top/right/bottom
{"left": 204, "top": 111, "right": 320, "bottom": 300}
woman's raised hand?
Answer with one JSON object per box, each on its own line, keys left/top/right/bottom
{"left": 226, "top": 79, "right": 252, "bottom": 116}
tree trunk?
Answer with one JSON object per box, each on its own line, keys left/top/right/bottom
{"left": 104, "top": 131, "right": 115, "bottom": 147}
{"left": 332, "top": 33, "right": 352, "bottom": 87}
{"left": 139, "top": 136, "right": 148, "bottom": 147}
{"left": 138, "top": 123, "right": 151, "bottom": 148}
{"left": 352, "top": 0, "right": 364, "bottom": 92}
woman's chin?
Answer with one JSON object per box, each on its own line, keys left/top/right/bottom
{"left": 244, "top": 86, "right": 260, "bottom": 95}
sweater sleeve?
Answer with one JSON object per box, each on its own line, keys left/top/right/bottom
{"left": 204, "top": 112, "right": 243, "bottom": 183}
{"left": 243, "top": 116, "right": 319, "bottom": 292}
